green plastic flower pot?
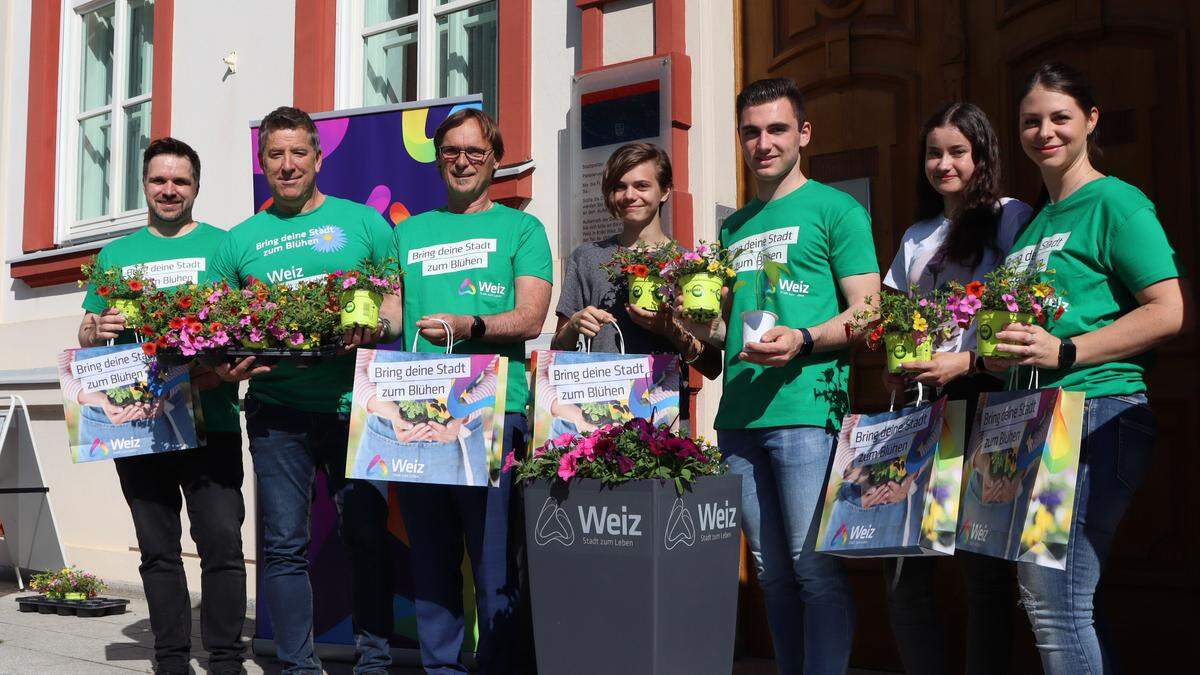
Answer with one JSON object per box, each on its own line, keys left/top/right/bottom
{"left": 975, "top": 309, "right": 1033, "bottom": 358}
{"left": 340, "top": 289, "right": 382, "bottom": 329}
{"left": 63, "top": 592, "right": 87, "bottom": 601}
{"left": 680, "top": 272, "right": 723, "bottom": 319}
{"left": 628, "top": 275, "right": 667, "bottom": 311}
{"left": 109, "top": 298, "right": 141, "bottom": 325}
{"left": 883, "top": 332, "right": 933, "bottom": 374}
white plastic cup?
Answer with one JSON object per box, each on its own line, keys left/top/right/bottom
{"left": 741, "top": 310, "right": 778, "bottom": 349}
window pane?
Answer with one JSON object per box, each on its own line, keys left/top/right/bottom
{"left": 80, "top": 4, "right": 115, "bottom": 111}
{"left": 363, "top": 25, "right": 418, "bottom": 106}
{"left": 437, "top": 3, "right": 498, "bottom": 117}
{"left": 78, "top": 113, "right": 112, "bottom": 221}
{"left": 123, "top": 101, "right": 152, "bottom": 211}
{"left": 365, "top": 0, "right": 417, "bottom": 26}
{"left": 126, "top": 0, "right": 155, "bottom": 98}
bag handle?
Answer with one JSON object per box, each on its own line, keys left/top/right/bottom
{"left": 581, "top": 320, "right": 625, "bottom": 355}
{"left": 412, "top": 318, "right": 455, "bottom": 354}
{"left": 888, "top": 381, "right": 925, "bottom": 413}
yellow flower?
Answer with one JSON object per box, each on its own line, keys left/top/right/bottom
{"left": 707, "top": 261, "right": 721, "bottom": 273}
{"left": 1033, "top": 282, "right": 1053, "bottom": 298}
{"left": 725, "top": 266, "right": 736, "bottom": 277}
{"left": 911, "top": 311, "right": 928, "bottom": 332}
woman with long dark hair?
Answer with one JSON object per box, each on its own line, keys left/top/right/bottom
{"left": 881, "top": 101, "right": 1033, "bottom": 675}
{"left": 985, "top": 62, "right": 1192, "bottom": 673}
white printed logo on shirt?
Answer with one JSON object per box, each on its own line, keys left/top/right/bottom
{"left": 123, "top": 258, "right": 206, "bottom": 288}
{"left": 730, "top": 227, "right": 799, "bottom": 273}
{"left": 1006, "top": 232, "right": 1071, "bottom": 272}
{"left": 408, "top": 238, "right": 498, "bottom": 276}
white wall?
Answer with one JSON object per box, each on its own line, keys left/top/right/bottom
{"left": 603, "top": 0, "right": 655, "bottom": 65}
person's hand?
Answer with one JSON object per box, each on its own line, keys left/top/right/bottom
{"left": 900, "top": 351, "right": 973, "bottom": 387}
{"left": 341, "top": 322, "right": 386, "bottom": 353}
{"left": 139, "top": 398, "right": 166, "bottom": 420}
{"left": 738, "top": 326, "right": 804, "bottom": 367}
{"left": 86, "top": 309, "right": 127, "bottom": 345}
{"left": 672, "top": 289, "right": 729, "bottom": 346}
{"left": 426, "top": 419, "right": 464, "bottom": 443}
{"left": 417, "top": 314, "right": 472, "bottom": 346}
{"left": 215, "top": 356, "right": 273, "bottom": 382}
{"left": 393, "top": 420, "right": 435, "bottom": 443}
{"left": 569, "top": 306, "right": 615, "bottom": 339}
{"left": 551, "top": 402, "right": 597, "bottom": 433}
{"left": 861, "top": 483, "right": 890, "bottom": 508}
{"left": 625, "top": 302, "right": 676, "bottom": 336}
{"left": 993, "top": 322, "right": 1063, "bottom": 368}
{"left": 101, "top": 400, "right": 142, "bottom": 425}
{"left": 982, "top": 474, "right": 1022, "bottom": 504}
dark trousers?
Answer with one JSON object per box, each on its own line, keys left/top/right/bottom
{"left": 395, "top": 413, "right": 533, "bottom": 675}
{"left": 114, "top": 431, "right": 248, "bottom": 674}
{"left": 245, "top": 397, "right": 394, "bottom": 674}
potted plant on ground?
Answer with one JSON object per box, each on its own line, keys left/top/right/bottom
{"left": 845, "top": 284, "right": 957, "bottom": 373}
{"left": 29, "top": 567, "right": 106, "bottom": 601}
{"left": 660, "top": 241, "right": 737, "bottom": 323}
{"left": 947, "top": 263, "right": 1066, "bottom": 358}
{"left": 603, "top": 242, "right": 681, "bottom": 312}
{"left": 512, "top": 420, "right": 742, "bottom": 675}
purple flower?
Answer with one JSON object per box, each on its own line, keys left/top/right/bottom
{"left": 1037, "top": 490, "right": 1063, "bottom": 509}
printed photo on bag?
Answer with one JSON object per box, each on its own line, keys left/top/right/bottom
{"left": 59, "top": 345, "right": 199, "bottom": 462}
{"left": 346, "top": 349, "right": 508, "bottom": 487}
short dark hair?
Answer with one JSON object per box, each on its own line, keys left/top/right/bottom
{"left": 433, "top": 108, "right": 505, "bottom": 162}
{"left": 601, "top": 142, "right": 673, "bottom": 218}
{"left": 142, "top": 137, "right": 201, "bottom": 183}
{"left": 736, "top": 77, "right": 806, "bottom": 126}
{"left": 257, "top": 106, "right": 321, "bottom": 161}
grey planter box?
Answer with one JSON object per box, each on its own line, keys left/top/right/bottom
{"left": 523, "top": 474, "right": 742, "bottom": 675}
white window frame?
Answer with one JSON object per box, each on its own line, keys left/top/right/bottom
{"left": 54, "top": 0, "right": 152, "bottom": 245}
{"left": 335, "top": 0, "right": 496, "bottom": 109}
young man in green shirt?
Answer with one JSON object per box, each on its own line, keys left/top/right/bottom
{"left": 209, "top": 107, "right": 403, "bottom": 674}
{"left": 702, "top": 78, "right": 881, "bottom": 672}
{"left": 77, "top": 138, "right": 246, "bottom": 675}
{"left": 391, "top": 108, "right": 552, "bottom": 674}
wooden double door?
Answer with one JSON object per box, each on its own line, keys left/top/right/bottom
{"left": 737, "top": 0, "right": 1198, "bottom": 671}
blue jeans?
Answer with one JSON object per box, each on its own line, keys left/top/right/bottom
{"left": 718, "top": 425, "right": 855, "bottom": 675}
{"left": 396, "top": 413, "right": 530, "bottom": 674}
{"left": 1017, "top": 394, "right": 1155, "bottom": 674}
{"left": 246, "top": 397, "right": 394, "bottom": 674}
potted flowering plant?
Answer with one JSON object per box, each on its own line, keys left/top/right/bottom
{"left": 845, "top": 284, "right": 956, "bottom": 373}
{"left": 79, "top": 261, "right": 156, "bottom": 327}
{"left": 29, "top": 567, "right": 106, "bottom": 601}
{"left": 602, "top": 242, "right": 681, "bottom": 312}
{"left": 328, "top": 258, "right": 403, "bottom": 329}
{"left": 660, "top": 241, "right": 737, "bottom": 322}
{"left": 514, "top": 420, "right": 741, "bottom": 675}
{"left": 947, "top": 263, "right": 1065, "bottom": 358}
{"left": 273, "top": 279, "right": 342, "bottom": 349}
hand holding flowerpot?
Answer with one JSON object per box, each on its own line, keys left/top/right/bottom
{"left": 340, "top": 289, "right": 383, "bottom": 329}
{"left": 679, "top": 272, "right": 724, "bottom": 321}
{"left": 975, "top": 309, "right": 1033, "bottom": 357}
{"left": 741, "top": 309, "right": 777, "bottom": 349}
{"left": 883, "top": 332, "right": 933, "bottom": 374}
{"left": 628, "top": 274, "right": 668, "bottom": 311}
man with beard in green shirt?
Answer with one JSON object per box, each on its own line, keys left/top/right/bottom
{"left": 77, "top": 138, "right": 246, "bottom": 675}
{"left": 210, "top": 106, "right": 402, "bottom": 674}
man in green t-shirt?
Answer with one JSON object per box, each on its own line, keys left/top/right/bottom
{"left": 390, "top": 108, "right": 551, "bottom": 674}
{"left": 209, "top": 107, "right": 403, "bottom": 674}
{"left": 690, "top": 79, "right": 880, "bottom": 672}
{"left": 76, "top": 138, "right": 246, "bottom": 675}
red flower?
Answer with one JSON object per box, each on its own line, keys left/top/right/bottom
{"left": 155, "top": 336, "right": 169, "bottom": 348}
{"left": 168, "top": 317, "right": 185, "bottom": 330}
{"left": 97, "top": 285, "right": 112, "bottom": 297}
{"left": 628, "top": 264, "right": 650, "bottom": 278}
{"left": 141, "top": 342, "right": 158, "bottom": 356}
{"left": 1054, "top": 305, "right": 1065, "bottom": 320}
{"left": 176, "top": 295, "right": 193, "bottom": 309}
{"left": 187, "top": 320, "right": 204, "bottom": 334}
{"left": 209, "top": 321, "right": 224, "bottom": 332}
{"left": 128, "top": 280, "right": 143, "bottom": 292}
{"left": 965, "top": 281, "right": 985, "bottom": 298}
{"left": 140, "top": 325, "right": 154, "bottom": 336}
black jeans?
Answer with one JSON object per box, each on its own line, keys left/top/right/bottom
{"left": 114, "top": 431, "right": 247, "bottom": 674}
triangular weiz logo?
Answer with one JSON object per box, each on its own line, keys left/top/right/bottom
{"left": 664, "top": 498, "right": 696, "bottom": 550}
{"left": 534, "top": 497, "right": 575, "bottom": 547}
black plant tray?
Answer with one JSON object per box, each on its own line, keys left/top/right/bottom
{"left": 15, "top": 595, "right": 129, "bottom": 617}
{"left": 223, "top": 344, "right": 343, "bottom": 367}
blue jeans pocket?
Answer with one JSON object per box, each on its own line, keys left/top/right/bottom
{"left": 1115, "top": 411, "right": 1155, "bottom": 493}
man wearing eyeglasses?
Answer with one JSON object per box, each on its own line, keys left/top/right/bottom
{"left": 391, "top": 107, "right": 552, "bottom": 674}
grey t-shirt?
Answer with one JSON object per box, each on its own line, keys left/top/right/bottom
{"left": 556, "top": 236, "right": 678, "bottom": 355}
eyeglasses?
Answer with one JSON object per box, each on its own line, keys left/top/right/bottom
{"left": 437, "top": 146, "right": 493, "bottom": 164}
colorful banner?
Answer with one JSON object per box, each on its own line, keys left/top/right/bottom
{"left": 347, "top": 349, "right": 508, "bottom": 487}
{"left": 248, "top": 97, "right": 484, "bottom": 650}
{"left": 817, "top": 397, "right": 959, "bottom": 557}
{"left": 956, "top": 388, "right": 1084, "bottom": 569}
{"left": 59, "top": 345, "right": 198, "bottom": 462}
{"left": 530, "top": 350, "right": 681, "bottom": 450}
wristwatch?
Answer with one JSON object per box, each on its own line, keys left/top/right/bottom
{"left": 1057, "top": 337, "right": 1077, "bottom": 370}
{"left": 470, "top": 315, "right": 487, "bottom": 340}
{"left": 796, "top": 327, "right": 814, "bottom": 358}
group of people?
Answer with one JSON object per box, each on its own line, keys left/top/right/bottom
{"left": 75, "top": 60, "right": 1190, "bottom": 675}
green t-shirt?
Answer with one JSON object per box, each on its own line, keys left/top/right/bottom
{"left": 391, "top": 203, "right": 553, "bottom": 414}
{"left": 80, "top": 223, "right": 241, "bottom": 433}
{"left": 1005, "top": 176, "right": 1184, "bottom": 398}
{"left": 717, "top": 180, "right": 878, "bottom": 431}
{"left": 209, "top": 196, "right": 394, "bottom": 412}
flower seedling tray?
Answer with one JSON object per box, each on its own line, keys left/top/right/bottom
{"left": 15, "top": 595, "right": 129, "bottom": 617}
{"left": 223, "top": 344, "right": 343, "bottom": 367}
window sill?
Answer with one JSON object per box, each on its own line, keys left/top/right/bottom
{"left": 7, "top": 237, "right": 118, "bottom": 288}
